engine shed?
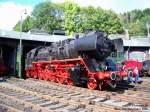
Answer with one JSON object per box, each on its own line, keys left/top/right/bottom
{"left": 0, "top": 29, "right": 68, "bottom": 77}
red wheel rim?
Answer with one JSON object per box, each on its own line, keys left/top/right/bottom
{"left": 41, "top": 74, "right": 44, "bottom": 80}
{"left": 40, "top": 72, "right": 44, "bottom": 80}
{"left": 66, "top": 79, "right": 73, "bottom": 86}
{"left": 56, "top": 77, "right": 59, "bottom": 83}
{"left": 42, "top": 72, "right": 47, "bottom": 80}
{"left": 30, "top": 70, "right": 34, "bottom": 78}
{"left": 26, "top": 71, "right": 30, "bottom": 78}
{"left": 44, "top": 71, "right": 52, "bottom": 81}
{"left": 57, "top": 77, "right": 64, "bottom": 84}
{"left": 37, "top": 72, "right": 42, "bottom": 80}
{"left": 87, "top": 79, "right": 97, "bottom": 90}
{"left": 45, "top": 75, "right": 49, "bottom": 81}
{"left": 33, "top": 71, "right": 38, "bottom": 79}
{"left": 33, "top": 74, "right": 37, "bottom": 79}
{"left": 51, "top": 76, "right": 56, "bottom": 82}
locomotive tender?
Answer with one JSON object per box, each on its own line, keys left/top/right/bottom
{"left": 25, "top": 31, "right": 126, "bottom": 90}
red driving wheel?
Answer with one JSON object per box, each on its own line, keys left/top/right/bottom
{"left": 66, "top": 79, "right": 74, "bottom": 86}
{"left": 87, "top": 78, "right": 97, "bottom": 90}
{"left": 57, "top": 77, "right": 65, "bottom": 84}
{"left": 25, "top": 71, "right": 30, "bottom": 78}
{"left": 33, "top": 70, "right": 38, "bottom": 79}
{"left": 39, "top": 71, "right": 44, "bottom": 80}
{"left": 44, "top": 71, "right": 53, "bottom": 81}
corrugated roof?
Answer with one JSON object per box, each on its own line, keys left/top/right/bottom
{"left": 0, "top": 29, "right": 69, "bottom": 42}
{"left": 109, "top": 34, "right": 150, "bottom": 47}
{"left": 0, "top": 29, "right": 150, "bottom": 47}
{"left": 123, "top": 38, "right": 150, "bottom": 47}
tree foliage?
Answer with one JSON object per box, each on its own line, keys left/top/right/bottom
{"left": 64, "top": 2, "right": 123, "bottom": 35}
{"left": 13, "top": 1, "right": 124, "bottom": 35}
{"left": 32, "top": 2, "right": 64, "bottom": 33}
{"left": 64, "top": 2, "right": 81, "bottom": 35}
{"left": 13, "top": 16, "right": 33, "bottom": 32}
{"left": 120, "top": 8, "right": 150, "bottom": 36}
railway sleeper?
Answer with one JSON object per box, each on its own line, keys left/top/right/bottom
{"left": 30, "top": 99, "right": 49, "bottom": 104}
{"left": 0, "top": 104, "right": 23, "bottom": 112}
{"left": 39, "top": 101, "right": 59, "bottom": 107}
{"left": 2, "top": 79, "right": 149, "bottom": 111}
{"left": 48, "top": 104, "right": 69, "bottom": 110}
{"left": 0, "top": 83, "right": 121, "bottom": 111}
{"left": 0, "top": 93, "right": 55, "bottom": 112}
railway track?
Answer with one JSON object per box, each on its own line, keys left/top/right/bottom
{"left": 0, "top": 83, "right": 93, "bottom": 112}
{"left": 14, "top": 78, "right": 150, "bottom": 105}
{"left": 0, "top": 79, "right": 129, "bottom": 112}
{"left": 0, "top": 88, "right": 54, "bottom": 112}
{"left": 0, "top": 104, "right": 23, "bottom": 112}
{"left": 2, "top": 78, "right": 150, "bottom": 112}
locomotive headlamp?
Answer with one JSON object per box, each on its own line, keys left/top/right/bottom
{"left": 110, "top": 72, "right": 116, "bottom": 80}
{"left": 71, "top": 67, "right": 75, "bottom": 71}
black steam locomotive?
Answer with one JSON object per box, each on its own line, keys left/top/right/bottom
{"left": 25, "top": 31, "right": 125, "bottom": 90}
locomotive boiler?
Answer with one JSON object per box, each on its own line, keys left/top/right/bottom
{"left": 25, "top": 31, "right": 126, "bottom": 90}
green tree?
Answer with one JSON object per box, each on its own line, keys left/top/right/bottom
{"left": 128, "top": 20, "right": 143, "bottom": 36}
{"left": 32, "top": 1, "right": 64, "bottom": 34}
{"left": 13, "top": 1, "right": 124, "bottom": 35}
{"left": 82, "top": 7, "right": 123, "bottom": 34}
{"left": 101, "top": 10, "right": 123, "bottom": 34}
{"left": 140, "top": 16, "right": 150, "bottom": 35}
{"left": 64, "top": 2, "right": 123, "bottom": 35}
{"left": 13, "top": 16, "right": 33, "bottom": 32}
{"left": 120, "top": 8, "right": 150, "bottom": 36}
{"left": 64, "top": 1, "right": 81, "bottom": 35}
{"left": 13, "top": 21, "right": 20, "bottom": 32}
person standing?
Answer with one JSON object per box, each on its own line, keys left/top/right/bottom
{"left": 133, "top": 67, "right": 139, "bottom": 83}
{"left": 127, "top": 70, "right": 134, "bottom": 83}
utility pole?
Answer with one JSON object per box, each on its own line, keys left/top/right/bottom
{"left": 146, "top": 23, "right": 150, "bottom": 60}
{"left": 146, "top": 23, "right": 150, "bottom": 44}
{"left": 146, "top": 23, "right": 150, "bottom": 37}
{"left": 18, "top": 9, "right": 27, "bottom": 78}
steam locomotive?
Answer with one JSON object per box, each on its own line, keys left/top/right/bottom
{"left": 25, "top": 31, "right": 126, "bottom": 90}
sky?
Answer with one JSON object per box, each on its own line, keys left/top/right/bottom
{"left": 0, "top": 0, "right": 150, "bottom": 30}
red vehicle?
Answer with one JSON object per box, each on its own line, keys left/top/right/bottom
{"left": 0, "top": 48, "right": 8, "bottom": 75}
{"left": 25, "top": 31, "right": 126, "bottom": 90}
{"left": 121, "top": 59, "right": 142, "bottom": 76}
{"left": 0, "top": 59, "right": 7, "bottom": 74}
